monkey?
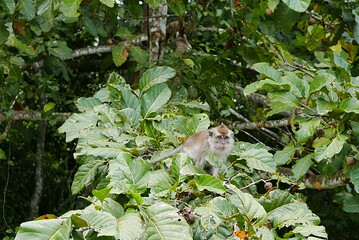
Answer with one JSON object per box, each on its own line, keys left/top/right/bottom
{"left": 151, "top": 123, "right": 234, "bottom": 178}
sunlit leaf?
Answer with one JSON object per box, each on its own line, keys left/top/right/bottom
{"left": 81, "top": 209, "right": 118, "bottom": 237}
{"left": 143, "top": 202, "right": 192, "bottom": 240}
{"left": 141, "top": 83, "right": 171, "bottom": 118}
{"left": 139, "top": 66, "right": 176, "bottom": 93}
{"left": 282, "top": 0, "right": 310, "bottom": 12}
{"left": 194, "top": 175, "right": 226, "bottom": 194}
{"left": 15, "top": 219, "right": 71, "bottom": 240}
{"left": 292, "top": 154, "right": 314, "bottom": 181}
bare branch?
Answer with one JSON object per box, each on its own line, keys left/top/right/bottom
{"left": 231, "top": 119, "right": 291, "bottom": 130}
{"left": 0, "top": 111, "right": 71, "bottom": 122}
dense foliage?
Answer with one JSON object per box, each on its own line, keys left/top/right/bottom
{"left": 0, "top": 0, "right": 358, "bottom": 239}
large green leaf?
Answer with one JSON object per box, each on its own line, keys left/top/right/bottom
{"left": 119, "top": 108, "right": 141, "bottom": 126}
{"left": 130, "top": 46, "right": 149, "bottom": 68}
{"left": 72, "top": 160, "right": 102, "bottom": 194}
{"left": 238, "top": 149, "right": 276, "bottom": 173}
{"left": 143, "top": 202, "right": 192, "bottom": 240}
{"left": 20, "top": 0, "right": 35, "bottom": 20}
{"left": 338, "top": 98, "right": 359, "bottom": 114}
{"left": 267, "top": 202, "right": 320, "bottom": 228}
{"left": 259, "top": 189, "right": 295, "bottom": 212}
{"left": 314, "top": 134, "right": 347, "bottom": 162}
{"left": 139, "top": 66, "right": 176, "bottom": 93}
{"left": 295, "top": 118, "right": 321, "bottom": 143}
{"left": 81, "top": 209, "right": 118, "bottom": 237}
{"left": 253, "top": 62, "right": 282, "bottom": 82}
{"left": 2, "top": 0, "right": 15, "bottom": 13}
{"left": 349, "top": 162, "right": 359, "bottom": 193}
{"left": 115, "top": 153, "right": 149, "bottom": 191}
{"left": 309, "top": 73, "right": 335, "bottom": 93}
{"left": 15, "top": 219, "right": 71, "bottom": 240}
{"left": 194, "top": 175, "right": 226, "bottom": 194}
{"left": 292, "top": 153, "right": 314, "bottom": 181}
{"left": 117, "top": 210, "right": 144, "bottom": 239}
{"left": 282, "top": 0, "right": 311, "bottom": 12}
{"left": 343, "top": 195, "right": 359, "bottom": 213}
{"left": 141, "top": 83, "right": 171, "bottom": 118}
{"left": 243, "top": 79, "right": 290, "bottom": 96}
{"left": 118, "top": 87, "right": 140, "bottom": 111}
{"left": 172, "top": 153, "right": 192, "bottom": 182}
{"left": 102, "top": 198, "right": 124, "bottom": 219}
{"left": 48, "top": 41, "right": 73, "bottom": 58}
{"left": 273, "top": 145, "right": 296, "bottom": 166}
{"left": 227, "top": 184, "right": 267, "bottom": 226}
{"left": 60, "top": 0, "right": 81, "bottom": 17}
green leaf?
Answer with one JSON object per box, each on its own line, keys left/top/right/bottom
{"left": 130, "top": 46, "right": 149, "bottom": 67}
{"left": 143, "top": 202, "right": 192, "bottom": 240}
{"left": 333, "top": 52, "right": 350, "bottom": 72}
{"left": 338, "top": 98, "right": 359, "bottom": 114}
{"left": 309, "top": 73, "right": 335, "bottom": 93}
{"left": 267, "top": 202, "right": 320, "bottom": 228}
{"left": 194, "top": 175, "right": 226, "bottom": 194}
{"left": 141, "top": 83, "right": 171, "bottom": 118}
{"left": 239, "top": 149, "right": 276, "bottom": 173}
{"left": 139, "top": 66, "right": 176, "bottom": 93}
{"left": 282, "top": 0, "right": 310, "bottom": 12}
{"left": 15, "top": 219, "right": 71, "bottom": 240}
{"left": 2, "top": 0, "right": 15, "bottom": 13}
{"left": 48, "top": 41, "right": 73, "bottom": 58}
{"left": 93, "top": 187, "right": 112, "bottom": 202}
{"left": 72, "top": 160, "right": 102, "bottom": 194}
{"left": 0, "top": 149, "right": 5, "bottom": 160}
{"left": 59, "top": 112, "right": 99, "bottom": 142}
{"left": 76, "top": 97, "right": 102, "bottom": 111}
{"left": 102, "top": 198, "right": 124, "bottom": 219}
{"left": 118, "top": 87, "right": 140, "bottom": 111}
{"left": 295, "top": 118, "right": 321, "bottom": 143}
{"left": 182, "top": 58, "right": 194, "bottom": 68}
{"left": 186, "top": 113, "right": 210, "bottom": 135}
{"left": 243, "top": 79, "right": 290, "bottom": 96}
{"left": 349, "top": 162, "right": 359, "bottom": 193}
{"left": 81, "top": 209, "right": 118, "bottom": 237}
{"left": 100, "top": 0, "right": 115, "bottom": 7}
{"left": 343, "top": 196, "right": 359, "bottom": 213}
{"left": 259, "top": 189, "right": 295, "bottom": 212}
{"left": 43, "top": 102, "right": 56, "bottom": 112}
{"left": 60, "top": 0, "right": 81, "bottom": 17}
{"left": 282, "top": 74, "right": 309, "bottom": 98}
{"left": 227, "top": 184, "right": 267, "bottom": 226}
{"left": 119, "top": 108, "right": 140, "bottom": 126}
{"left": 273, "top": 145, "right": 296, "bottom": 166}
{"left": 172, "top": 153, "right": 192, "bottom": 182}
{"left": 268, "top": 0, "right": 280, "bottom": 10}
{"left": 117, "top": 210, "right": 144, "bottom": 239}
{"left": 7, "top": 37, "right": 36, "bottom": 55}
{"left": 115, "top": 153, "right": 149, "bottom": 191}
{"left": 167, "top": 0, "right": 187, "bottom": 16}
{"left": 112, "top": 45, "right": 129, "bottom": 67}
{"left": 292, "top": 154, "right": 314, "bottom": 181}
{"left": 253, "top": 62, "right": 282, "bottom": 82}
{"left": 20, "top": 0, "right": 36, "bottom": 20}
{"left": 146, "top": 0, "right": 163, "bottom": 9}
{"left": 314, "top": 134, "right": 347, "bottom": 162}
{"left": 293, "top": 225, "right": 327, "bottom": 239}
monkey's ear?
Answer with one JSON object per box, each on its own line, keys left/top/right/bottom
{"left": 208, "top": 130, "right": 213, "bottom": 137}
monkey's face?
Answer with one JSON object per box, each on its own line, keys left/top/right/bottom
{"left": 213, "top": 134, "right": 233, "bottom": 152}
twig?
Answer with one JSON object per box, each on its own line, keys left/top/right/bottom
{"left": 231, "top": 119, "right": 291, "bottom": 130}
{"left": 284, "top": 62, "right": 315, "bottom": 78}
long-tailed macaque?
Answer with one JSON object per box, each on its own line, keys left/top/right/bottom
{"left": 151, "top": 123, "right": 234, "bottom": 177}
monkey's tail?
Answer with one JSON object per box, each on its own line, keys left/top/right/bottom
{"left": 151, "top": 146, "right": 183, "bottom": 163}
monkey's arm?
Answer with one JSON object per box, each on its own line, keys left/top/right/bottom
{"left": 151, "top": 145, "right": 183, "bottom": 163}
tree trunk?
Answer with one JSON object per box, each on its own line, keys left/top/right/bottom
{"left": 146, "top": 0, "right": 168, "bottom": 61}
{"left": 29, "top": 97, "right": 47, "bottom": 219}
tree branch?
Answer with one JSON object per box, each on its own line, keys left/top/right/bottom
{"left": 0, "top": 111, "right": 71, "bottom": 122}
{"left": 231, "top": 119, "right": 291, "bottom": 130}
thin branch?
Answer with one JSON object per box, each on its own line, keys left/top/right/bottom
{"left": 0, "top": 111, "right": 71, "bottom": 122}
{"left": 229, "top": 107, "right": 284, "bottom": 144}
{"left": 231, "top": 119, "right": 291, "bottom": 130}
{"left": 284, "top": 62, "right": 315, "bottom": 78}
